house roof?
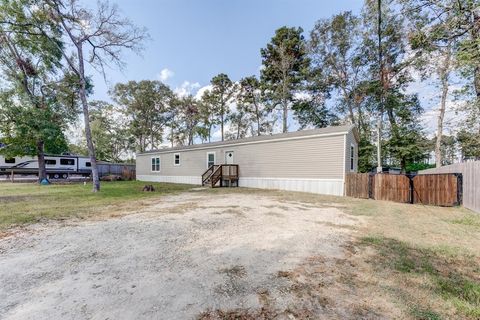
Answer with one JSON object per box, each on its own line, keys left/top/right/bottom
{"left": 138, "top": 124, "right": 357, "bottom": 155}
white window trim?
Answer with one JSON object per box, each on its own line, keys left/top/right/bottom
{"left": 151, "top": 156, "right": 161, "bottom": 172}
{"left": 174, "top": 153, "right": 181, "bottom": 166}
{"left": 206, "top": 152, "right": 215, "bottom": 169}
{"left": 350, "top": 143, "right": 355, "bottom": 172}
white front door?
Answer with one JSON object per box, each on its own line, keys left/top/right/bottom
{"left": 225, "top": 151, "right": 234, "bottom": 164}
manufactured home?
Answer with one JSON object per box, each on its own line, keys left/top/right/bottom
{"left": 136, "top": 124, "right": 358, "bottom": 196}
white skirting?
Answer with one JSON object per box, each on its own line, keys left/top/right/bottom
{"left": 136, "top": 175, "right": 201, "bottom": 185}
{"left": 136, "top": 175, "right": 344, "bottom": 196}
{"left": 239, "top": 177, "right": 344, "bottom": 196}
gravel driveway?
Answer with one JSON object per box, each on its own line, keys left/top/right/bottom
{"left": 0, "top": 190, "right": 360, "bottom": 320}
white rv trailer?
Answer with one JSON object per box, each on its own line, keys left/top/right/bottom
{"left": 0, "top": 154, "right": 92, "bottom": 179}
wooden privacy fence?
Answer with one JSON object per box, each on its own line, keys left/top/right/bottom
{"left": 413, "top": 174, "right": 461, "bottom": 206}
{"left": 344, "top": 173, "right": 370, "bottom": 199}
{"left": 97, "top": 163, "right": 136, "bottom": 180}
{"left": 345, "top": 173, "right": 462, "bottom": 207}
{"left": 373, "top": 174, "right": 411, "bottom": 203}
{"left": 419, "top": 161, "right": 479, "bottom": 213}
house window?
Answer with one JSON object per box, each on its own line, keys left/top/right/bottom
{"left": 85, "top": 162, "right": 91, "bottom": 167}
{"left": 151, "top": 157, "right": 160, "bottom": 172}
{"left": 350, "top": 144, "right": 355, "bottom": 171}
{"left": 207, "top": 152, "right": 215, "bottom": 168}
{"left": 5, "top": 158, "right": 15, "bottom": 164}
{"left": 174, "top": 153, "right": 180, "bottom": 166}
{"left": 60, "top": 158, "right": 75, "bottom": 166}
{"left": 45, "top": 159, "right": 56, "bottom": 165}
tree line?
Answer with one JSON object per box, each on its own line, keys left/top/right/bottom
{"left": 1, "top": 0, "right": 479, "bottom": 192}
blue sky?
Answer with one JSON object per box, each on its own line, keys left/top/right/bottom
{"left": 88, "top": 0, "right": 363, "bottom": 101}
{"left": 83, "top": 0, "right": 461, "bottom": 138}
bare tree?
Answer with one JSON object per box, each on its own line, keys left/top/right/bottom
{"left": 434, "top": 42, "right": 454, "bottom": 168}
{"left": 45, "top": 0, "right": 147, "bottom": 192}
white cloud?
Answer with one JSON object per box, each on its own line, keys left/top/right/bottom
{"left": 420, "top": 100, "right": 467, "bottom": 137}
{"left": 158, "top": 68, "right": 175, "bottom": 82}
{"left": 294, "top": 91, "right": 311, "bottom": 101}
{"left": 174, "top": 81, "right": 201, "bottom": 97}
{"left": 194, "top": 84, "right": 212, "bottom": 100}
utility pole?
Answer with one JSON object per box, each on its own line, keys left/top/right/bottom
{"left": 376, "top": 0, "right": 383, "bottom": 173}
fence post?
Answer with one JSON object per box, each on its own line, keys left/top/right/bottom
{"left": 368, "top": 173, "right": 374, "bottom": 199}
{"left": 456, "top": 173, "right": 463, "bottom": 206}
{"left": 408, "top": 175, "right": 414, "bottom": 204}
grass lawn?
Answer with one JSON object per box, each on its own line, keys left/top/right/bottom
{"left": 203, "top": 188, "right": 480, "bottom": 319}
{"left": 282, "top": 191, "right": 480, "bottom": 319}
{"left": 1, "top": 184, "right": 479, "bottom": 318}
{"left": 0, "top": 181, "right": 193, "bottom": 230}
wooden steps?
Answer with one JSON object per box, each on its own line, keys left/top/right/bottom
{"left": 201, "top": 164, "right": 239, "bottom": 188}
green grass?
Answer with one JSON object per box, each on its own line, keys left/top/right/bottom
{"left": 410, "top": 307, "right": 442, "bottom": 320}
{"left": 450, "top": 215, "right": 480, "bottom": 228}
{"left": 360, "top": 235, "right": 480, "bottom": 318}
{"left": 0, "top": 181, "right": 193, "bottom": 229}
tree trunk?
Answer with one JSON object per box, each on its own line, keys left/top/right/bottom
{"left": 282, "top": 100, "right": 288, "bottom": 133}
{"left": 471, "top": 14, "right": 480, "bottom": 136}
{"left": 435, "top": 95, "right": 446, "bottom": 168}
{"left": 473, "top": 65, "right": 480, "bottom": 134}
{"left": 221, "top": 106, "right": 224, "bottom": 141}
{"left": 376, "top": 0, "right": 383, "bottom": 173}
{"left": 376, "top": 115, "right": 383, "bottom": 173}
{"left": 77, "top": 44, "right": 100, "bottom": 192}
{"left": 341, "top": 87, "right": 355, "bottom": 124}
{"left": 400, "top": 158, "right": 406, "bottom": 173}
{"left": 435, "top": 46, "right": 452, "bottom": 168}
{"left": 237, "top": 120, "right": 241, "bottom": 139}
{"left": 254, "top": 102, "right": 261, "bottom": 136}
{"left": 256, "top": 115, "right": 261, "bottom": 136}
{"left": 36, "top": 140, "right": 47, "bottom": 183}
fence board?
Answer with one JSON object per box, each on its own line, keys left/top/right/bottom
{"left": 420, "top": 161, "right": 479, "bottom": 213}
{"left": 413, "top": 174, "right": 459, "bottom": 206}
{"left": 97, "top": 163, "right": 136, "bottom": 180}
{"left": 345, "top": 173, "right": 370, "bottom": 198}
{"left": 345, "top": 172, "right": 463, "bottom": 207}
{"left": 373, "top": 174, "right": 410, "bottom": 203}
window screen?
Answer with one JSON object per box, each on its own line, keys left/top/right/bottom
{"left": 60, "top": 158, "right": 75, "bottom": 165}
{"left": 151, "top": 157, "right": 160, "bottom": 171}
{"left": 207, "top": 153, "right": 215, "bottom": 167}
{"left": 350, "top": 145, "right": 355, "bottom": 171}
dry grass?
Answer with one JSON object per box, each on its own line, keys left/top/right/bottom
{"left": 199, "top": 187, "right": 480, "bottom": 319}
{"left": 2, "top": 184, "right": 478, "bottom": 319}
{"left": 0, "top": 181, "right": 193, "bottom": 230}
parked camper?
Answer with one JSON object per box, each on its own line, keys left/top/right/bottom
{"left": 0, "top": 154, "right": 92, "bottom": 179}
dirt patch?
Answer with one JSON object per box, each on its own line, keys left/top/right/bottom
{"left": 0, "top": 191, "right": 360, "bottom": 320}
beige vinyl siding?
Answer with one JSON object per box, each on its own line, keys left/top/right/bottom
{"left": 137, "top": 150, "right": 211, "bottom": 177}
{"left": 229, "top": 135, "right": 344, "bottom": 179}
{"left": 136, "top": 134, "right": 346, "bottom": 180}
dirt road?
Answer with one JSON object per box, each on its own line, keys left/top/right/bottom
{"left": 0, "top": 190, "right": 362, "bottom": 319}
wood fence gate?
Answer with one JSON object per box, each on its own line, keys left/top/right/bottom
{"left": 373, "top": 174, "right": 411, "bottom": 203}
{"left": 345, "top": 173, "right": 462, "bottom": 206}
{"left": 412, "top": 174, "right": 461, "bottom": 206}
